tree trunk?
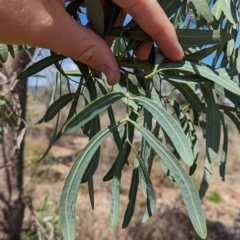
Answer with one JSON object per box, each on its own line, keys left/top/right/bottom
{"left": 0, "top": 50, "right": 32, "bottom": 240}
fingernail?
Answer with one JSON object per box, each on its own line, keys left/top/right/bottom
{"left": 97, "top": 65, "right": 117, "bottom": 85}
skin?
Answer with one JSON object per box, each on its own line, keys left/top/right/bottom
{"left": 0, "top": 0, "right": 184, "bottom": 85}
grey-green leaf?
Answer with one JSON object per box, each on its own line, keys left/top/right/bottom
{"left": 128, "top": 120, "right": 207, "bottom": 239}
{"left": 131, "top": 96, "right": 193, "bottom": 166}
{"left": 160, "top": 60, "right": 240, "bottom": 96}
{"left": 219, "top": 113, "right": 228, "bottom": 182}
{"left": 18, "top": 54, "right": 66, "bottom": 79}
{"left": 44, "top": 93, "right": 79, "bottom": 122}
{"left": 85, "top": 0, "right": 104, "bottom": 36}
{"left": 200, "top": 84, "right": 221, "bottom": 163}
{"left": 220, "top": 0, "right": 239, "bottom": 24}
{"left": 62, "top": 92, "right": 125, "bottom": 135}
{"left": 0, "top": 43, "right": 8, "bottom": 63}
{"left": 60, "top": 122, "right": 121, "bottom": 240}
{"left": 190, "top": 0, "right": 214, "bottom": 23}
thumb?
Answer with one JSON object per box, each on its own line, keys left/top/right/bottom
{"left": 36, "top": 3, "right": 120, "bottom": 85}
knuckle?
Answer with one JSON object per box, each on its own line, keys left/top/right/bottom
{"left": 70, "top": 43, "right": 97, "bottom": 64}
{"left": 153, "top": 23, "right": 174, "bottom": 39}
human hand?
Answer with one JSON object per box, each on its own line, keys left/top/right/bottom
{"left": 0, "top": 0, "right": 184, "bottom": 85}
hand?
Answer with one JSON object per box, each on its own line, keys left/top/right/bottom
{"left": 0, "top": 0, "right": 184, "bottom": 85}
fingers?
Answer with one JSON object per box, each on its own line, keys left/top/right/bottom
{"left": 134, "top": 42, "right": 153, "bottom": 60}
{"left": 49, "top": 14, "right": 120, "bottom": 85}
{"left": 113, "top": 0, "right": 184, "bottom": 61}
{"left": 0, "top": 0, "right": 120, "bottom": 85}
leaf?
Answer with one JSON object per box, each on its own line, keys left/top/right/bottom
{"left": 110, "top": 27, "right": 232, "bottom": 46}
{"left": 103, "top": 110, "right": 138, "bottom": 182}
{"left": 88, "top": 177, "right": 94, "bottom": 210}
{"left": 188, "top": 120, "right": 199, "bottom": 176}
{"left": 220, "top": 0, "right": 239, "bottom": 24}
{"left": 169, "top": 100, "right": 199, "bottom": 173}
{"left": 164, "top": 73, "right": 211, "bottom": 84}
{"left": 168, "top": 81, "right": 205, "bottom": 113}
{"left": 104, "top": 0, "right": 121, "bottom": 36}
{"left": 177, "top": 30, "right": 232, "bottom": 45}
{"left": 7, "top": 45, "right": 15, "bottom": 58}
{"left": 199, "top": 159, "right": 213, "bottom": 199}
{"left": 160, "top": 60, "right": 240, "bottom": 96}
{"left": 53, "top": 81, "right": 83, "bottom": 143}
{"left": 110, "top": 141, "right": 129, "bottom": 232}
{"left": 113, "top": 83, "right": 139, "bottom": 111}
{"left": 110, "top": 25, "right": 152, "bottom": 42}
{"left": 60, "top": 122, "right": 121, "bottom": 240}
{"left": 200, "top": 84, "right": 221, "bottom": 163}
{"left": 139, "top": 80, "right": 152, "bottom": 199}
{"left": 159, "top": 0, "right": 182, "bottom": 17}
{"left": 63, "top": 70, "right": 81, "bottom": 77}
{"left": 224, "top": 110, "right": 240, "bottom": 133}
{"left": 128, "top": 120, "right": 207, "bottom": 239}
{"left": 97, "top": 81, "right": 122, "bottom": 151}
{"left": 184, "top": 44, "right": 220, "bottom": 61}
{"left": 219, "top": 113, "right": 228, "bottom": 182}
{"left": 190, "top": 0, "right": 214, "bottom": 23}
{"left": 38, "top": 111, "right": 60, "bottom": 162}
{"left": 212, "top": 0, "right": 222, "bottom": 20}
{"left": 119, "top": 72, "right": 140, "bottom": 96}
{"left": 136, "top": 154, "right": 155, "bottom": 223}
{"left": 85, "top": 0, "right": 104, "bottom": 36}
{"left": 44, "top": 93, "right": 79, "bottom": 122}
{"left": 118, "top": 57, "right": 152, "bottom": 73}
{"left": 81, "top": 118, "right": 101, "bottom": 183}
{"left": 0, "top": 43, "right": 8, "bottom": 63}
{"left": 214, "top": 83, "right": 240, "bottom": 108}
{"left": 17, "top": 54, "right": 66, "bottom": 79}
{"left": 122, "top": 160, "right": 139, "bottom": 228}
{"left": 81, "top": 77, "right": 101, "bottom": 185}
{"left": 131, "top": 96, "right": 193, "bottom": 166}
{"left": 0, "top": 126, "right": 8, "bottom": 135}
{"left": 62, "top": 92, "right": 125, "bottom": 135}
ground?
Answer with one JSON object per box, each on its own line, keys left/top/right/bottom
{"left": 21, "top": 90, "right": 240, "bottom": 240}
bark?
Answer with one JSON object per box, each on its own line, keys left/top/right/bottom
{"left": 0, "top": 50, "right": 32, "bottom": 240}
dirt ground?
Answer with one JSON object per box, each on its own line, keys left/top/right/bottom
{"left": 22, "top": 125, "right": 240, "bottom": 240}
{"left": 21, "top": 89, "right": 240, "bottom": 239}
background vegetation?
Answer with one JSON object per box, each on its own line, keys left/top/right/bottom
{"left": 1, "top": 0, "right": 240, "bottom": 239}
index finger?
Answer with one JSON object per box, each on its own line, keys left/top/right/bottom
{"left": 113, "top": 0, "right": 184, "bottom": 61}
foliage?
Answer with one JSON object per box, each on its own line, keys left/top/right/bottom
{"left": 4, "top": 0, "right": 240, "bottom": 239}
{"left": 206, "top": 190, "right": 222, "bottom": 203}
{"left": 21, "top": 196, "right": 61, "bottom": 240}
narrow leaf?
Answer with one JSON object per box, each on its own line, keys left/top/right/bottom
{"left": 60, "top": 122, "right": 121, "bottom": 240}
{"left": 0, "top": 43, "right": 8, "bottom": 63}
{"left": 220, "top": 0, "right": 239, "bottom": 24}
{"left": 85, "top": 0, "right": 104, "bottom": 36}
{"left": 62, "top": 92, "right": 125, "bottom": 135}
{"left": 200, "top": 84, "right": 221, "bottom": 163}
{"left": 128, "top": 120, "right": 207, "bottom": 239}
{"left": 122, "top": 160, "right": 139, "bottom": 228}
{"left": 160, "top": 60, "right": 240, "bottom": 96}
{"left": 190, "top": 0, "right": 214, "bottom": 23}
{"left": 18, "top": 54, "right": 66, "bottom": 79}
{"left": 44, "top": 93, "right": 79, "bottom": 122}
{"left": 219, "top": 113, "right": 228, "bottom": 182}
{"left": 131, "top": 96, "right": 193, "bottom": 166}
{"left": 104, "top": 0, "right": 121, "bottom": 36}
